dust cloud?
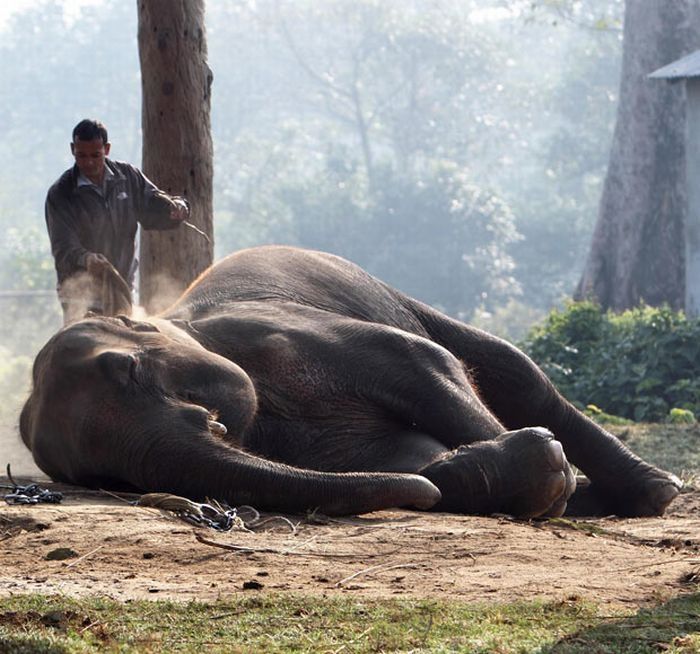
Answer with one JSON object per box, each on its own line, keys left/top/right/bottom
{"left": 1, "top": 266, "right": 189, "bottom": 479}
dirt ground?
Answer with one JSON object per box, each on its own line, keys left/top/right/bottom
{"left": 1, "top": 478, "right": 699, "bottom": 609}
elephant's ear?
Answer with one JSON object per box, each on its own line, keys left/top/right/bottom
{"left": 116, "top": 315, "right": 161, "bottom": 333}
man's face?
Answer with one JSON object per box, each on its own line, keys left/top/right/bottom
{"left": 71, "top": 138, "right": 111, "bottom": 185}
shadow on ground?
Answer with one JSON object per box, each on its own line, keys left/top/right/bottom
{"left": 545, "top": 592, "right": 700, "bottom": 653}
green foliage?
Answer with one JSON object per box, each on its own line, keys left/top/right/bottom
{"left": 668, "top": 407, "right": 697, "bottom": 425}
{"left": 523, "top": 301, "right": 700, "bottom": 422}
{"left": 583, "top": 404, "right": 634, "bottom": 426}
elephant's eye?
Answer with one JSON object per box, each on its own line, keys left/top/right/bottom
{"left": 96, "top": 351, "right": 138, "bottom": 386}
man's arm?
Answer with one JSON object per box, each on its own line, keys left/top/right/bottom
{"left": 45, "top": 192, "right": 91, "bottom": 280}
{"left": 131, "top": 166, "right": 189, "bottom": 230}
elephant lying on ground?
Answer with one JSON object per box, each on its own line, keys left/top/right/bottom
{"left": 20, "top": 246, "right": 681, "bottom": 517}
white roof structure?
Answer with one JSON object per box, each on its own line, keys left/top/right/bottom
{"left": 649, "top": 50, "right": 700, "bottom": 79}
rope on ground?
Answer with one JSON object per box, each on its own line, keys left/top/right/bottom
{"left": 1, "top": 464, "right": 63, "bottom": 505}
{"left": 137, "top": 493, "right": 247, "bottom": 532}
{"left": 136, "top": 493, "right": 299, "bottom": 533}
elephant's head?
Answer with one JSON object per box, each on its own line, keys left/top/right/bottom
{"left": 20, "top": 316, "right": 440, "bottom": 515}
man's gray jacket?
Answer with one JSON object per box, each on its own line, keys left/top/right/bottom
{"left": 45, "top": 159, "right": 180, "bottom": 287}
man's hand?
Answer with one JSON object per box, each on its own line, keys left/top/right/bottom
{"left": 86, "top": 252, "right": 111, "bottom": 273}
{"left": 169, "top": 198, "right": 190, "bottom": 222}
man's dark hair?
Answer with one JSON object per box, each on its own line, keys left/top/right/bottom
{"left": 72, "top": 119, "right": 108, "bottom": 144}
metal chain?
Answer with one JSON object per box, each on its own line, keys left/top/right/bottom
{"left": 2, "top": 464, "right": 63, "bottom": 505}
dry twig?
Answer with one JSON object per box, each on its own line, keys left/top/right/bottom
{"left": 335, "top": 561, "right": 423, "bottom": 587}
{"left": 194, "top": 532, "right": 397, "bottom": 559}
{"left": 64, "top": 544, "right": 104, "bottom": 569}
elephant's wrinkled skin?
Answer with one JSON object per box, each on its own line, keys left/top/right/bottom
{"left": 20, "top": 246, "right": 680, "bottom": 517}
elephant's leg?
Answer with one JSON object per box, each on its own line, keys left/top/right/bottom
{"left": 255, "top": 322, "right": 577, "bottom": 517}
{"left": 317, "top": 321, "right": 509, "bottom": 447}
{"left": 412, "top": 306, "right": 680, "bottom": 517}
{"left": 413, "top": 428, "right": 576, "bottom": 518}
{"left": 307, "top": 426, "right": 575, "bottom": 518}
{"left": 323, "top": 324, "right": 578, "bottom": 517}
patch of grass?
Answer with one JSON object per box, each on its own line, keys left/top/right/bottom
{"left": 544, "top": 593, "right": 700, "bottom": 653}
{"left": 0, "top": 593, "right": 699, "bottom": 653}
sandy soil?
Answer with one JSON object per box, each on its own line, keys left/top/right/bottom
{"left": 1, "top": 478, "right": 699, "bottom": 609}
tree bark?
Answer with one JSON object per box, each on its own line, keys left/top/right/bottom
{"left": 576, "top": 0, "right": 699, "bottom": 311}
{"left": 137, "top": 0, "right": 214, "bottom": 314}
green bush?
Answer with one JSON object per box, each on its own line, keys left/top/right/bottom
{"left": 521, "top": 301, "right": 700, "bottom": 422}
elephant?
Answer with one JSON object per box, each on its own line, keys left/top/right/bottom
{"left": 20, "top": 245, "right": 681, "bottom": 518}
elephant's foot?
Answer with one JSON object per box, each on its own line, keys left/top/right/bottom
{"left": 566, "top": 463, "right": 681, "bottom": 517}
{"left": 420, "top": 427, "right": 576, "bottom": 518}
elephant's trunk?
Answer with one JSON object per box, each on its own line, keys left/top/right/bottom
{"left": 128, "top": 434, "right": 441, "bottom": 516}
{"left": 236, "top": 463, "right": 442, "bottom": 515}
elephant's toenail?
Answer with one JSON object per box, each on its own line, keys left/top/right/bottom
{"left": 545, "top": 440, "right": 564, "bottom": 470}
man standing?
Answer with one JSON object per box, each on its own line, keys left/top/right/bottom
{"left": 45, "top": 118, "right": 189, "bottom": 323}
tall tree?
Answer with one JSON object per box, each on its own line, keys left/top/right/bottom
{"left": 576, "top": 0, "right": 699, "bottom": 311}
{"left": 137, "top": 0, "right": 214, "bottom": 313}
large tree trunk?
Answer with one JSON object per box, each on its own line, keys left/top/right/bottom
{"left": 137, "top": 0, "right": 214, "bottom": 314}
{"left": 576, "top": 1, "right": 698, "bottom": 311}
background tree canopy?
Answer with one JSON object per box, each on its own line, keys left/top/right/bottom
{"left": 0, "top": 0, "right": 623, "bottom": 338}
